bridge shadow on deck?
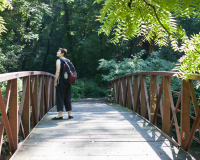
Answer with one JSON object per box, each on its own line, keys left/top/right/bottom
{"left": 11, "top": 98, "right": 194, "bottom": 160}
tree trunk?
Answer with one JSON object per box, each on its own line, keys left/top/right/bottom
{"left": 42, "top": 16, "right": 57, "bottom": 71}
{"left": 21, "top": 56, "right": 27, "bottom": 71}
{"left": 100, "top": 34, "right": 103, "bottom": 58}
{"left": 21, "top": 12, "right": 31, "bottom": 71}
{"left": 129, "top": 39, "right": 134, "bottom": 58}
{"left": 63, "top": 1, "right": 76, "bottom": 67}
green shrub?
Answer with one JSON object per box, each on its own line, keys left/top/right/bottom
{"left": 71, "top": 79, "right": 107, "bottom": 101}
{"left": 98, "top": 50, "right": 176, "bottom": 81}
{"left": 83, "top": 80, "right": 106, "bottom": 98}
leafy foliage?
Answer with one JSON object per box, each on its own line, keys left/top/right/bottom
{"left": 95, "top": 0, "right": 200, "bottom": 79}
{"left": 98, "top": 50, "right": 176, "bottom": 81}
{"left": 175, "top": 33, "right": 200, "bottom": 80}
{"left": 0, "top": 0, "right": 12, "bottom": 35}
{"left": 71, "top": 79, "right": 107, "bottom": 101}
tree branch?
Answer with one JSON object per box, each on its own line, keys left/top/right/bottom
{"left": 195, "top": 48, "right": 200, "bottom": 54}
{"left": 143, "top": 0, "right": 171, "bottom": 41}
{"left": 128, "top": 0, "right": 132, "bottom": 9}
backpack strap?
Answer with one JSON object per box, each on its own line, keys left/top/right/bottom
{"left": 60, "top": 58, "right": 70, "bottom": 74}
{"left": 67, "top": 61, "right": 76, "bottom": 72}
{"left": 63, "top": 63, "right": 65, "bottom": 75}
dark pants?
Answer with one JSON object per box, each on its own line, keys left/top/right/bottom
{"left": 56, "top": 82, "right": 72, "bottom": 112}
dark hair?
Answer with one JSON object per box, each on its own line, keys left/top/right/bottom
{"left": 59, "top": 48, "right": 67, "bottom": 57}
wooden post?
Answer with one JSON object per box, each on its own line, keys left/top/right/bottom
{"left": 127, "top": 76, "right": 133, "bottom": 110}
{"left": 113, "top": 81, "right": 117, "bottom": 103}
{"left": 33, "top": 75, "right": 38, "bottom": 124}
{"left": 22, "top": 76, "right": 30, "bottom": 137}
{"left": 189, "top": 80, "right": 200, "bottom": 133}
{"left": 152, "top": 77, "right": 164, "bottom": 125}
{"left": 40, "top": 75, "right": 44, "bottom": 119}
{"left": 123, "top": 78, "right": 127, "bottom": 107}
{"left": 134, "top": 75, "right": 139, "bottom": 112}
{"left": 45, "top": 76, "right": 49, "bottom": 112}
{"left": 181, "top": 80, "right": 190, "bottom": 150}
{"left": 150, "top": 75, "right": 157, "bottom": 123}
{"left": 119, "top": 79, "right": 123, "bottom": 106}
{"left": 163, "top": 76, "right": 171, "bottom": 134}
{"left": 49, "top": 77, "right": 53, "bottom": 109}
{"left": 9, "top": 78, "right": 18, "bottom": 151}
{"left": 52, "top": 77, "right": 55, "bottom": 107}
{"left": 48, "top": 76, "right": 52, "bottom": 110}
{"left": 30, "top": 76, "right": 36, "bottom": 127}
{"left": 141, "top": 75, "right": 146, "bottom": 117}
{"left": 122, "top": 78, "right": 125, "bottom": 107}
{"left": 116, "top": 79, "right": 120, "bottom": 104}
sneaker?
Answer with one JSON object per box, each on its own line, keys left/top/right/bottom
{"left": 68, "top": 116, "right": 73, "bottom": 119}
{"left": 51, "top": 116, "right": 63, "bottom": 120}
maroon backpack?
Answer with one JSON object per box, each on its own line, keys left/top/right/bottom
{"left": 60, "top": 58, "right": 77, "bottom": 84}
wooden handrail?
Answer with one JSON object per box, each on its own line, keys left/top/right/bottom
{"left": 0, "top": 71, "right": 55, "bottom": 157}
{"left": 109, "top": 71, "right": 200, "bottom": 152}
{"left": 112, "top": 71, "right": 200, "bottom": 81}
{"left": 0, "top": 71, "right": 54, "bottom": 82}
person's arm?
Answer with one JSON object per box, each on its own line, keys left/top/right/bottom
{"left": 54, "top": 59, "right": 61, "bottom": 87}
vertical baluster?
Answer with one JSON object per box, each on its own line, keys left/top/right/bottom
{"left": 123, "top": 78, "right": 127, "bottom": 107}
{"left": 141, "top": 75, "right": 147, "bottom": 117}
{"left": 163, "top": 76, "right": 171, "bottom": 133}
{"left": 9, "top": 78, "right": 18, "bottom": 150}
{"left": 122, "top": 78, "right": 125, "bottom": 107}
{"left": 22, "top": 76, "right": 30, "bottom": 137}
{"left": 115, "top": 80, "right": 118, "bottom": 103}
{"left": 127, "top": 76, "right": 133, "bottom": 110}
{"left": 40, "top": 75, "right": 44, "bottom": 118}
{"left": 45, "top": 75, "right": 49, "bottom": 112}
{"left": 152, "top": 77, "right": 164, "bottom": 125}
{"left": 119, "top": 79, "right": 122, "bottom": 105}
{"left": 30, "top": 76, "right": 36, "bottom": 127}
{"left": 134, "top": 75, "right": 139, "bottom": 112}
{"left": 157, "top": 77, "right": 164, "bottom": 123}
{"left": 52, "top": 77, "right": 55, "bottom": 108}
{"left": 189, "top": 80, "right": 200, "bottom": 133}
{"left": 48, "top": 76, "right": 51, "bottom": 110}
{"left": 33, "top": 75, "right": 38, "bottom": 124}
{"left": 150, "top": 75, "right": 157, "bottom": 123}
{"left": 181, "top": 80, "right": 190, "bottom": 150}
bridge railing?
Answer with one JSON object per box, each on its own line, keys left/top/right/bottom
{"left": 109, "top": 71, "right": 200, "bottom": 151}
{"left": 0, "top": 71, "right": 55, "bottom": 155}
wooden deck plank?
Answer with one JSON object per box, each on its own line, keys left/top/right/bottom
{"left": 11, "top": 98, "right": 193, "bottom": 160}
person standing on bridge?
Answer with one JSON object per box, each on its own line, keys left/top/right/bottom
{"left": 52, "top": 48, "right": 74, "bottom": 120}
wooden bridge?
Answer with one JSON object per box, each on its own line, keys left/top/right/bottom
{"left": 0, "top": 71, "right": 199, "bottom": 159}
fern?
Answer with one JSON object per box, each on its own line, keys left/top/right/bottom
{"left": 0, "top": 0, "right": 12, "bottom": 35}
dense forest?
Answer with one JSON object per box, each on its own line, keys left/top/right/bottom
{"left": 0, "top": 0, "right": 200, "bottom": 81}
{"left": 0, "top": 0, "right": 142, "bottom": 78}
